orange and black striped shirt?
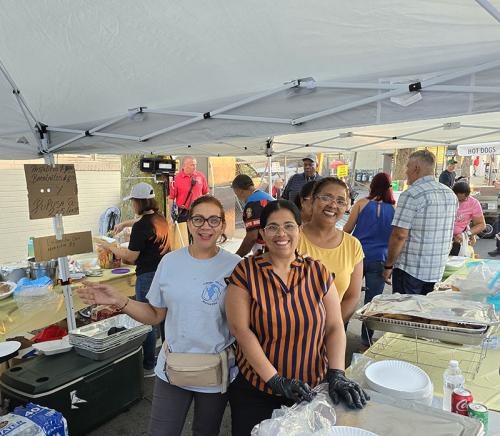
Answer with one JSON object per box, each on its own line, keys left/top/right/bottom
{"left": 226, "top": 254, "right": 334, "bottom": 393}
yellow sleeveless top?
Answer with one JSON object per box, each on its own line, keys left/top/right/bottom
{"left": 297, "top": 232, "right": 364, "bottom": 301}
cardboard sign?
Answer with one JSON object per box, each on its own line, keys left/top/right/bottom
{"left": 33, "top": 231, "right": 93, "bottom": 261}
{"left": 337, "top": 164, "right": 349, "bottom": 178}
{"left": 24, "top": 164, "right": 79, "bottom": 219}
{"left": 457, "top": 142, "right": 500, "bottom": 156}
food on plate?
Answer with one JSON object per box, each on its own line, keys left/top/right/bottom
{"left": 0, "top": 282, "right": 12, "bottom": 294}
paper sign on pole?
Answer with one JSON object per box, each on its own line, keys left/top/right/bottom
{"left": 24, "top": 164, "right": 79, "bottom": 220}
{"left": 271, "top": 161, "right": 281, "bottom": 173}
{"left": 456, "top": 142, "right": 500, "bottom": 156}
{"left": 33, "top": 231, "right": 93, "bottom": 261}
{"left": 337, "top": 165, "right": 349, "bottom": 177}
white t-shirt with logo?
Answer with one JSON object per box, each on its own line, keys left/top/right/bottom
{"left": 146, "top": 247, "right": 240, "bottom": 392}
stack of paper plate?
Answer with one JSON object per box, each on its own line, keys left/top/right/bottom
{"left": 364, "top": 360, "right": 432, "bottom": 403}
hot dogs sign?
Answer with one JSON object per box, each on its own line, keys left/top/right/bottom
{"left": 457, "top": 142, "right": 500, "bottom": 157}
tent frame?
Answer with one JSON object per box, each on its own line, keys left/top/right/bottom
{"left": 34, "top": 58, "right": 500, "bottom": 157}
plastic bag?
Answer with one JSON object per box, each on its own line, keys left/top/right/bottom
{"left": 446, "top": 260, "right": 500, "bottom": 301}
{"left": 251, "top": 384, "right": 336, "bottom": 436}
{"left": 13, "top": 286, "right": 61, "bottom": 314}
{"left": 457, "top": 233, "right": 472, "bottom": 258}
{"left": 0, "top": 403, "right": 68, "bottom": 435}
{"left": 97, "top": 245, "right": 121, "bottom": 269}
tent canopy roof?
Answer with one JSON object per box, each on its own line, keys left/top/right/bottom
{"left": 1, "top": 0, "right": 500, "bottom": 158}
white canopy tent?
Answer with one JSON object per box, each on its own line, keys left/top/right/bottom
{"left": 2, "top": 0, "right": 500, "bottom": 331}
{"left": 1, "top": 0, "right": 500, "bottom": 159}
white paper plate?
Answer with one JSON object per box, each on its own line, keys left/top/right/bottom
{"left": 329, "top": 427, "right": 378, "bottom": 436}
{"left": 364, "top": 360, "right": 431, "bottom": 399}
{"left": 0, "top": 341, "right": 21, "bottom": 358}
{"left": 33, "top": 336, "right": 73, "bottom": 355}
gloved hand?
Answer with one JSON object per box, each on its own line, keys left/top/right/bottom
{"left": 266, "top": 374, "right": 316, "bottom": 403}
{"left": 326, "top": 369, "right": 369, "bottom": 409}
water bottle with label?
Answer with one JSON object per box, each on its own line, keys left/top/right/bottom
{"left": 443, "top": 360, "right": 465, "bottom": 411}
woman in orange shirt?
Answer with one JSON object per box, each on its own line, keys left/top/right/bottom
{"left": 226, "top": 200, "right": 368, "bottom": 435}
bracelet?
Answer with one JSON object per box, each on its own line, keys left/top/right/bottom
{"left": 384, "top": 265, "right": 394, "bottom": 270}
{"left": 114, "top": 298, "right": 129, "bottom": 312}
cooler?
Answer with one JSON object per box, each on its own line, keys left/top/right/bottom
{"left": 0, "top": 347, "right": 143, "bottom": 436}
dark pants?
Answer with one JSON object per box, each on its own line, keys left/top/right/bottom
{"left": 450, "top": 241, "right": 461, "bottom": 256}
{"left": 149, "top": 377, "right": 228, "bottom": 436}
{"left": 229, "top": 373, "right": 294, "bottom": 436}
{"left": 136, "top": 271, "right": 157, "bottom": 370}
{"left": 392, "top": 268, "right": 435, "bottom": 295}
{"left": 361, "top": 260, "right": 385, "bottom": 345}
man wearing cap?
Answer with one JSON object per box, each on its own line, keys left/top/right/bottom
{"left": 231, "top": 174, "right": 275, "bottom": 257}
{"left": 282, "top": 153, "right": 322, "bottom": 203}
{"left": 439, "top": 158, "right": 458, "bottom": 188}
{"left": 169, "top": 156, "right": 209, "bottom": 222}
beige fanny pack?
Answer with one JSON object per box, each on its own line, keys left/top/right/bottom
{"left": 163, "top": 344, "right": 234, "bottom": 393}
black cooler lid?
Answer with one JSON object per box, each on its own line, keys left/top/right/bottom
{"left": 0, "top": 348, "right": 140, "bottom": 395}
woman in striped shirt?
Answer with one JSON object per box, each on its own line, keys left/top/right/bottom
{"left": 225, "top": 200, "right": 368, "bottom": 435}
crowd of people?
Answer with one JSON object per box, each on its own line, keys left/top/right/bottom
{"left": 79, "top": 150, "right": 486, "bottom": 436}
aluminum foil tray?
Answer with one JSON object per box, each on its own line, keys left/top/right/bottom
{"left": 69, "top": 329, "right": 151, "bottom": 351}
{"left": 74, "top": 337, "right": 147, "bottom": 361}
{"left": 69, "top": 314, "right": 144, "bottom": 339}
{"left": 355, "top": 306, "right": 490, "bottom": 345}
{"left": 363, "top": 293, "right": 499, "bottom": 326}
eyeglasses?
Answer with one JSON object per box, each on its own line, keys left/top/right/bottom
{"left": 263, "top": 223, "right": 299, "bottom": 235}
{"left": 314, "top": 194, "right": 348, "bottom": 207}
{"left": 189, "top": 215, "right": 223, "bottom": 228}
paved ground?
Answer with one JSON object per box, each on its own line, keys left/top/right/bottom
{"left": 88, "top": 237, "right": 497, "bottom": 436}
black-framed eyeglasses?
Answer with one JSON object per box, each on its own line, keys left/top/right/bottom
{"left": 314, "top": 194, "right": 348, "bottom": 207}
{"left": 189, "top": 215, "right": 223, "bottom": 228}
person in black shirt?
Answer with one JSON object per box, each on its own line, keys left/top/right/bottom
{"left": 99, "top": 182, "right": 169, "bottom": 376}
{"left": 439, "top": 159, "right": 458, "bottom": 188}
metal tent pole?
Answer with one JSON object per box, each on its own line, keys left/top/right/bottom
{"left": 350, "top": 152, "right": 358, "bottom": 186}
{"left": 43, "top": 152, "right": 77, "bottom": 331}
{"left": 268, "top": 156, "right": 273, "bottom": 195}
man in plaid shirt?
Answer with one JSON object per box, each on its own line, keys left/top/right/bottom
{"left": 383, "top": 150, "right": 458, "bottom": 294}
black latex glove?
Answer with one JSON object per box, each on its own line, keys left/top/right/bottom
{"left": 266, "top": 374, "right": 316, "bottom": 403}
{"left": 326, "top": 369, "right": 369, "bottom": 409}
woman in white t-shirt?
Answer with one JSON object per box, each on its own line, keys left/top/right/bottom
{"left": 77, "top": 195, "right": 240, "bottom": 436}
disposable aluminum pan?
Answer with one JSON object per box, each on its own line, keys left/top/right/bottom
{"left": 69, "top": 314, "right": 146, "bottom": 339}
{"left": 74, "top": 334, "right": 148, "bottom": 361}
{"left": 355, "top": 305, "right": 490, "bottom": 345}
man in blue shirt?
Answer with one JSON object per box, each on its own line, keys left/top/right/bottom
{"left": 282, "top": 153, "right": 322, "bottom": 203}
{"left": 231, "top": 175, "right": 275, "bottom": 257}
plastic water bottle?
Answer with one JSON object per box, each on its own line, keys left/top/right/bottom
{"left": 443, "top": 360, "right": 465, "bottom": 411}
{"left": 27, "top": 236, "right": 35, "bottom": 258}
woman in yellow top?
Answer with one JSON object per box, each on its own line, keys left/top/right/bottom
{"left": 297, "top": 177, "right": 364, "bottom": 323}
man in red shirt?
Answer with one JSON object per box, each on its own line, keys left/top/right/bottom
{"left": 169, "top": 156, "right": 209, "bottom": 222}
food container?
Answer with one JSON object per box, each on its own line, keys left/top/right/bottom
{"left": 28, "top": 259, "right": 58, "bottom": 281}
{"left": 14, "top": 286, "right": 61, "bottom": 314}
{"left": 0, "top": 262, "right": 29, "bottom": 283}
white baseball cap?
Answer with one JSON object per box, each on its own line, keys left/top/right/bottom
{"left": 123, "top": 182, "right": 155, "bottom": 201}
{"left": 302, "top": 153, "right": 317, "bottom": 163}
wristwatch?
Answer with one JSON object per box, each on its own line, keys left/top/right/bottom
{"left": 384, "top": 265, "right": 394, "bottom": 270}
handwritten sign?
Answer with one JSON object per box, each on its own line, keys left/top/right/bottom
{"left": 33, "top": 231, "right": 93, "bottom": 261}
{"left": 24, "top": 164, "right": 79, "bottom": 219}
{"left": 337, "top": 165, "right": 349, "bottom": 178}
